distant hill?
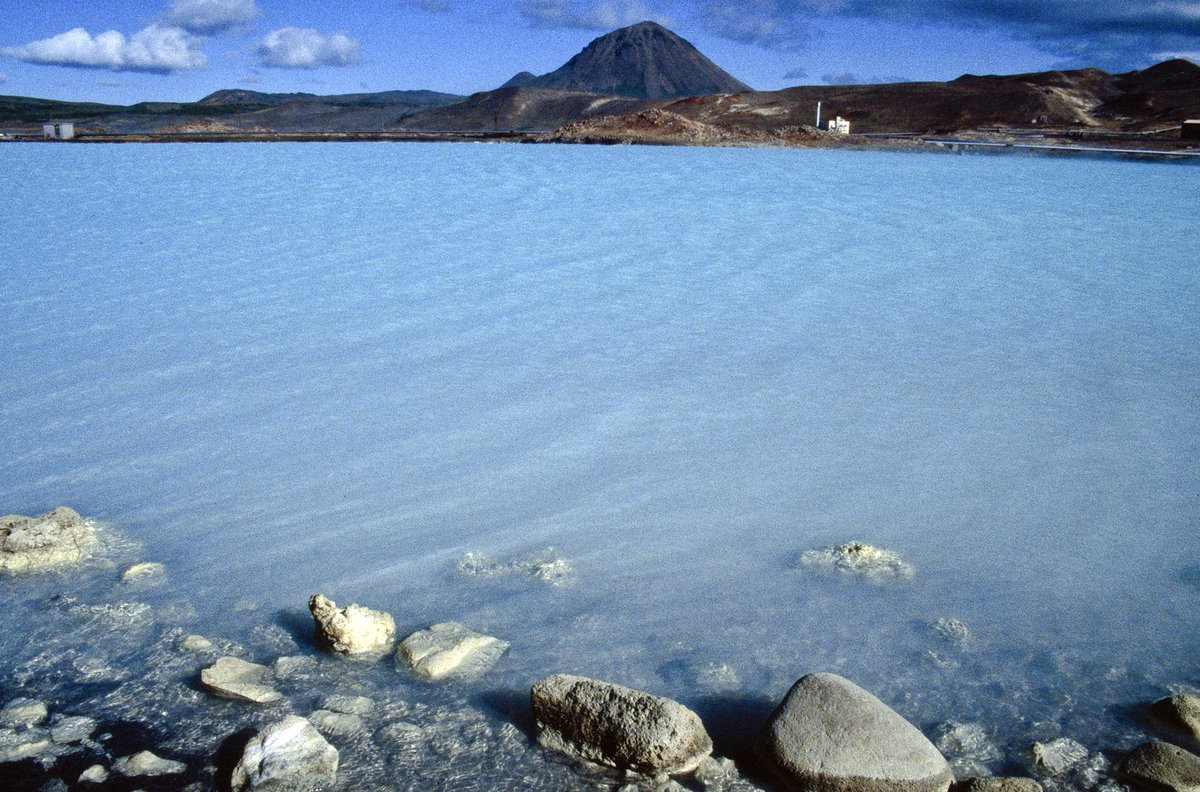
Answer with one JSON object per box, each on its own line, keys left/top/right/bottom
{"left": 515, "top": 21, "right": 751, "bottom": 99}
{"left": 1, "top": 25, "right": 1196, "bottom": 139}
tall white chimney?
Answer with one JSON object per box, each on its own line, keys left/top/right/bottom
{"left": 816, "top": 101, "right": 822, "bottom": 128}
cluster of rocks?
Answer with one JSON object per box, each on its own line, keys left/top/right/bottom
{"left": 4, "top": 508, "right": 1199, "bottom": 792}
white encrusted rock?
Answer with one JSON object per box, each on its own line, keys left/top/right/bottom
{"left": 200, "top": 656, "right": 282, "bottom": 703}
{"left": 531, "top": 674, "right": 713, "bottom": 775}
{"left": 0, "top": 507, "right": 97, "bottom": 573}
{"left": 230, "top": 714, "right": 339, "bottom": 792}
{"left": 799, "top": 542, "right": 915, "bottom": 579}
{"left": 309, "top": 593, "right": 395, "bottom": 654}
{"left": 0, "top": 697, "right": 48, "bottom": 727}
{"left": 758, "top": 672, "right": 953, "bottom": 792}
{"left": 78, "top": 764, "right": 109, "bottom": 784}
{"left": 113, "top": 750, "right": 186, "bottom": 776}
{"left": 398, "top": 622, "right": 509, "bottom": 680}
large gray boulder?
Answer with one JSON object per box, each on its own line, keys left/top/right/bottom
{"left": 309, "top": 594, "right": 395, "bottom": 654}
{"left": 759, "top": 672, "right": 953, "bottom": 792}
{"left": 1, "top": 507, "right": 96, "bottom": 573}
{"left": 230, "top": 715, "right": 338, "bottom": 792}
{"left": 531, "top": 674, "right": 712, "bottom": 775}
{"left": 956, "top": 779, "right": 1044, "bottom": 792}
{"left": 1151, "top": 695, "right": 1200, "bottom": 748}
{"left": 1119, "top": 741, "right": 1200, "bottom": 792}
{"left": 397, "top": 622, "right": 509, "bottom": 680}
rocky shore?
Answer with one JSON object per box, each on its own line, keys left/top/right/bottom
{"left": 2, "top": 507, "right": 1198, "bottom": 792}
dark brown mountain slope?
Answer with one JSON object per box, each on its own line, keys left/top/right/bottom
{"left": 520, "top": 21, "right": 751, "bottom": 99}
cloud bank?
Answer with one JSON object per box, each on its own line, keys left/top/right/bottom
{"left": 166, "top": 0, "right": 261, "bottom": 34}
{"left": 514, "top": 0, "right": 1200, "bottom": 67}
{"left": 0, "top": 25, "right": 207, "bottom": 73}
{"left": 520, "top": 0, "right": 673, "bottom": 31}
{"left": 256, "top": 28, "right": 362, "bottom": 68}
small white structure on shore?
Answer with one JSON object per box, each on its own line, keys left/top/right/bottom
{"left": 826, "top": 116, "right": 850, "bottom": 135}
{"left": 42, "top": 122, "right": 75, "bottom": 140}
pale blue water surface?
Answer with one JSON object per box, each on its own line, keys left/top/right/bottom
{"left": 0, "top": 142, "right": 1198, "bottom": 790}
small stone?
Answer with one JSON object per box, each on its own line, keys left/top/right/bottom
{"left": 113, "top": 750, "right": 186, "bottom": 776}
{"left": 1028, "top": 738, "right": 1089, "bottom": 775}
{"left": 180, "top": 634, "right": 214, "bottom": 652}
{"left": 200, "top": 656, "right": 282, "bottom": 703}
{"left": 230, "top": 714, "right": 338, "bottom": 792}
{"left": 531, "top": 674, "right": 713, "bottom": 775}
{"left": 758, "top": 672, "right": 953, "bottom": 792}
{"left": 1119, "top": 741, "right": 1200, "bottom": 792}
{"left": 50, "top": 715, "right": 96, "bottom": 744}
{"left": 319, "top": 694, "right": 375, "bottom": 716}
{"left": 309, "top": 594, "right": 395, "bottom": 654}
{"left": 957, "top": 779, "right": 1044, "bottom": 792}
{"left": 0, "top": 697, "right": 48, "bottom": 726}
{"left": 398, "top": 622, "right": 509, "bottom": 680}
{"left": 78, "top": 765, "right": 109, "bottom": 784}
{"left": 799, "top": 542, "right": 915, "bottom": 579}
{"left": 308, "top": 709, "right": 364, "bottom": 737}
{"left": 0, "top": 507, "right": 97, "bottom": 573}
{"left": 457, "top": 549, "right": 573, "bottom": 585}
{"left": 1150, "top": 695, "right": 1200, "bottom": 747}
{"left": 122, "top": 562, "right": 165, "bottom": 581}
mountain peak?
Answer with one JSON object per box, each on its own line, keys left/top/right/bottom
{"left": 519, "top": 22, "right": 750, "bottom": 99}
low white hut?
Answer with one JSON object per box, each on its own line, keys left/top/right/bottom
{"left": 42, "top": 122, "right": 75, "bottom": 140}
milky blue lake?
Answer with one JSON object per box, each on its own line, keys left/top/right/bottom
{"left": 1, "top": 141, "right": 1197, "bottom": 790}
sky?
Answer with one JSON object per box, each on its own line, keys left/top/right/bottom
{"left": 1, "top": 0, "right": 1198, "bottom": 105}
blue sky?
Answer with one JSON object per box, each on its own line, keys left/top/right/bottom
{"left": 2, "top": 0, "right": 1198, "bottom": 104}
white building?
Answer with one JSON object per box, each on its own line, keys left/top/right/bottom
{"left": 826, "top": 116, "right": 850, "bottom": 135}
{"left": 42, "top": 122, "right": 75, "bottom": 140}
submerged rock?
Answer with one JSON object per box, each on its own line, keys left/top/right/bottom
{"left": 1027, "top": 738, "right": 1089, "bottom": 775}
{"left": 0, "top": 726, "right": 51, "bottom": 762}
{"left": 308, "top": 709, "right": 364, "bottom": 737}
{"left": 957, "top": 779, "right": 1044, "bottom": 792}
{"left": 936, "top": 720, "right": 1001, "bottom": 776}
{"left": 457, "top": 548, "right": 573, "bottom": 585}
{"left": 319, "top": 694, "right": 375, "bottom": 716}
{"left": 0, "top": 507, "right": 97, "bottom": 573}
{"left": 230, "top": 714, "right": 338, "bottom": 792}
{"left": 758, "top": 672, "right": 953, "bottom": 792}
{"left": 1119, "top": 741, "right": 1200, "bottom": 792}
{"left": 799, "top": 542, "right": 915, "bottom": 579}
{"left": 309, "top": 593, "right": 396, "bottom": 654}
{"left": 0, "top": 697, "right": 48, "bottom": 727}
{"left": 271, "top": 655, "right": 317, "bottom": 680}
{"left": 200, "top": 656, "right": 282, "bottom": 703}
{"left": 531, "top": 674, "right": 713, "bottom": 775}
{"left": 1150, "top": 695, "right": 1200, "bottom": 747}
{"left": 121, "top": 562, "right": 165, "bottom": 581}
{"left": 50, "top": 715, "right": 96, "bottom": 744}
{"left": 180, "top": 634, "right": 214, "bottom": 652}
{"left": 113, "top": 750, "right": 186, "bottom": 776}
{"left": 398, "top": 622, "right": 509, "bottom": 680}
{"left": 929, "top": 618, "right": 973, "bottom": 649}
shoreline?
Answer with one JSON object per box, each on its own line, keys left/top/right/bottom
{"left": 4, "top": 129, "right": 1198, "bottom": 162}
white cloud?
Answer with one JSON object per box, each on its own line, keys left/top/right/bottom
{"left": 0, "top": 25, "right": 207, "bottom": 73}
{"left": 166, "top": 0, "right": 260, "bottom": 34}
{"left": 256, "top": 28, "right": 362, "bottom": 68}
{"left": 521, "top": 0, "right": 673, "bottom": 30}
